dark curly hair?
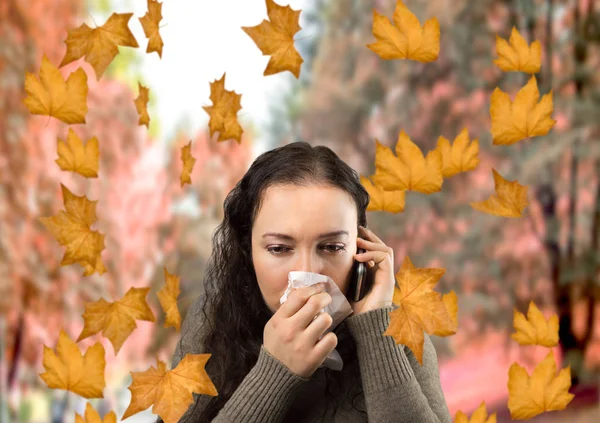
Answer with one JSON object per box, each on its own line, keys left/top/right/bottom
{"left": 173, "top": 141, "right": 371, "bottom": 422}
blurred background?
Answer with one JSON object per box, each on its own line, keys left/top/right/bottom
{"left": 1, "top": 0, "right": 599, "bottom": 422}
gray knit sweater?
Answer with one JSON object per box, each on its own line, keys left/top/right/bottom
{"left": 153, "top": 294, "right": 453, "bottom": 423}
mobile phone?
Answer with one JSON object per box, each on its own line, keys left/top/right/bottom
{"left": 352, "top": 248, "right": 368, "bottom": 302}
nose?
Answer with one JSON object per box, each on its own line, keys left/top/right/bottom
{"left": 295, "top": 250, "right": 324, "bottom": 274}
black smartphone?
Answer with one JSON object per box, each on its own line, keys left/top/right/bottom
{"left": 352, "top": 248, "right": 368, "bottom": 302}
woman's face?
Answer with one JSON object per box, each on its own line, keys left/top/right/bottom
{"left": 251, "top": 184, "right": 359, "bottom": 313}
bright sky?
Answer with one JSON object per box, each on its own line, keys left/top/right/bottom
{"left": 108, "top": 0, "right": 311, "bottom": 156}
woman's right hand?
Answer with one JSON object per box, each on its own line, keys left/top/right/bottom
{"left": 263, "top": 283, "right": 337, "bottom": 379}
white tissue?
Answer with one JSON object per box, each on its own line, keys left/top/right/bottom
{"left": 279, "top": 271, "right": 354, "bottom": 371}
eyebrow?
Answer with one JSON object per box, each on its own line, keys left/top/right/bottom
{"left": 261, "top": 230, "right": 349, "bottom": 241}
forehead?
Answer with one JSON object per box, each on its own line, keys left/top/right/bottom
{"left": 254, "top": 184, "right": 356, "bottom": 226}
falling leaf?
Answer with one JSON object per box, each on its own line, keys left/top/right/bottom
{"left": 494, "top": 27, "right": 541, "bottom": 74}
{"left": 134, "top": 82, "right": 150, "bottom": 128}
{"left": 139, "top": 0, "right": 164, "bottom": 58}
{"left": 360, "top": 175, "right": 406, "bottom": 213}
{"left": 490, "top": 76, "right": 555, "bottom": 145}
{"left": 242, "top": 0, "right": 303, "bottom": 78}
{"left": 202, "top": 73, "right": 244, "bottom": 143}
{"left": 511, "top": 300, "right": 559, "bottom": 347}
{"left": 39, "top": 329, "right": 106, "bottom": 398}
{"left": 22, "top": 54, "right": 88, "bottom": 124}
{"left": 59, "top": 12, "right": 139, "bottom": 80}
{"left": 435, "top": 128, "right": 480, "bottom": 178}
{"left": 507, "top": 350, "right": 575, "bottom": 419}
{"left": 75, "top": 402, "right": 116, "bottom": 423}
{"left": 371, "top": 131, "right": 443, "bottom": 194}
{"left": 77, "top": 287, "right": 156, "bottom": 355}
{"left": 400, "top": 256, "right": 458, "bottom": 337}
{"left": 454, "top": 400, "right": 497, "bottom": 423}
{"left": 367, "top": 0, "right": 439, "bottom": 62}
{"left": 157, "top": 267, "right": 182, "bottom": 331}
{"left": 56, "top": 128, "right": 99, "bottom": 178}
{"left": 180, "top": 141, "right": 196, "bottom": 188}
{"left": 38, "top": 183, "right": 107, "bottom": 276}
{"left": 470, "top": 168, "right": 528, "bottom": 217}
{"left": 122, "top": 354, "right": 218, "bottom": 423}
{"left": 384, "top": 256, "right": 457, "bottom": 364}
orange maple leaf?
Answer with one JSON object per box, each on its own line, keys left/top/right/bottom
{"left": 507, "top": 350, "right": 575, "bottom": 419}
{"left": 454, "top": 400, "right": 497, "bottom": 423}
{"left": 435, "top": 128, "right": 480, "bottom": 178}
{"left": 490, "top": 76, "right": 555, "bottom": 145}
{"left": 139, "top": 0, "right": 164, "bottom": 58}
{"left": 384, "top": 256, "right": 457, "bottom": 364}
{"left": 371, "top": 130, "right": 443, "bottom": 194}
{"left": 470, "top": 168, "right": 529, "bottom": 217}
{"left": 367, "top": 0, "right": 440, "bottom": 62}
{"left": 134, "top": 82, "right": 150, "bottom": 128}
{"left": 76, "top": 287, "right": 156, "bottom": 355}
{"left": 56, "top": 128, "right": 99, "bottom": 178}
{"left": 39, "top": 329, "right": 106, "bottom": 398}
{"left": 202, "top": 73, "right": 244, "bottom": 144}
{"left": 75, "top": 402, "right": 116, "bottom": 423}
{"left": 38, "top": 183, "right": 107, "bottom": 276}
{"left": 22, "top": 54, "right": 88, "bottom": 124}
{"left": 511, "top": 301, "right": 559, "bottom": 347}
{"left": 122, "top": 354, "right": 218, "bottom": 423}
{"left": 360, "top": 175, "right": 406, "bottom": 214}
{"left": 59, "top": 12, "right": 139, "bottom": 80}
{"left": 157, "top": 267, "right": 182, "bottom": 332}
{"left": 494, "top": 27, "right": 541, "bottom": 74}
{"left": 180, "top": 141, "right": 197, "bottom": 188}
{"left": 242, "top": 0, "right": 303, "bottom": 78}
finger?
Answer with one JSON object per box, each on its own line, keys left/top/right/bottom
{"left": 279, "top": 283, "right": 326, "bottom": 319}
{"left": 292, "top": 291, "right": 332, "bottom": 331}
{"left": 356, "top": 236, "right": 388, "bottom": 252}
{"left": 359, "top": 225, "right": 384, "bottom": 244}
{"left": 354, "top": 249, "right": 389, "bottom": 265}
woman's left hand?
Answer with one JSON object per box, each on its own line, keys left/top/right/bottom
{"left": 349, "top": 225, "right": 396, "bottom": 315}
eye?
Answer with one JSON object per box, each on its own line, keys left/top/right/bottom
{"left": 266, "top": 244, "right": 346, "bottom": 256}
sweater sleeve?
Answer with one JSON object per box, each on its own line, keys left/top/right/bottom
{"left": 344, "top": 306, "right": 453, "bottom": 423}
{"left": 152, "top": 294, "right": 312, "bottom": 423}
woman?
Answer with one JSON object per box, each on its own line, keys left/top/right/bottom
{"left": 156, "top": 142, "right": 452, "bottom": 423}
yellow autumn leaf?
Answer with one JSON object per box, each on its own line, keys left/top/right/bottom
{"left": 75, "top": 402, "right": 116, "bottom": 423}
{"left": 371, "top": 131, "right": 443, "bottom": 194}
{"left": 507, "top": 350, "right": 575, "bottom": 419}
{"left": 454, "top": 400, "right": 497, "bottom": 423}
{"left": 139, "top": 0, "right": 164, "bottom": 58}
{"left": 399, "top": 256, "right": 458, "bottom": 337}
{"left": 490, "top": 76, "right": 555, "bottom": 145}
{"left": 157, "top": 267, "right": 182, "bottom": 332}
{"left": 435, "top": 128, "right": 480, "bottom": 178}
{"left": 202, "top": 73, "right": 244, "bottom": 144}
{"left": 134, "top": 82, "right": 150, "bottom": 128}
{"left": 122, "top": 354, "right": 218, "bottom": 423}
{"left": 470, "top": 168, "right": 528, "bottom": 217}
{"left": 511, "top": 300, "right": 559, "bottom": 347}
{"left": 242, "top": 0, "right": 303, "bottom": 78}
{"left": 360, "top": 175, "right": 406, "bottom": 213}
{"left": 59, "top": 12, "right": 139, "bottom": 80}
{"left": 494, "top": 27, "right": 541, "bottom": 74}
{"left": 22, "top": 54, "right": 88, "bottom": 124}
{"left": 384, "top": 256, "right": 457, "bottom": 364}
{"left": 39, "top": 329, "right": 106, "bottom": 398}
{"left": 367, "top": 0, "right": 439, "bottom": 62}
{"left": 77, "top": 287, "right": 156, "bottom": 355}
{"left": 56, "top": 128, "right": 99, "bottom": 178}
{"left": 38, "top": 183, "right": 107, "bottom": 276}
{"left": 180, "top": 141, "right": 196, "bottom": 188}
